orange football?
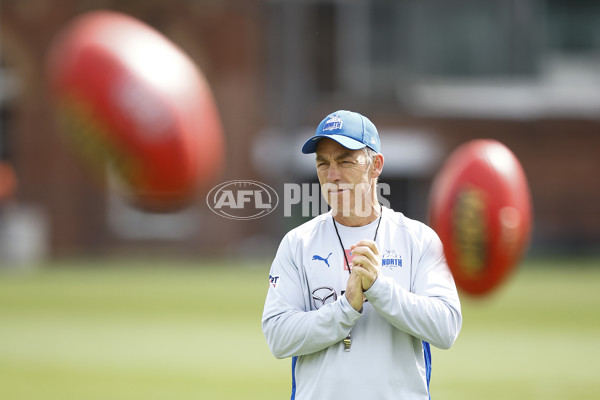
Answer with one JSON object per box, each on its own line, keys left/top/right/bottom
{"left": 46, "top": 10, "right": 224, "bottom": 212}
{"left": 429, "top": 139, "right": 532, "bottom": 296}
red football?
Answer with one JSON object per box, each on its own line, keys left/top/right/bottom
{"left": 428, "top": 139, "right": 532, "bottom": 296}
{"left": 46, "top": 10, "right": 224, "bottom": 212}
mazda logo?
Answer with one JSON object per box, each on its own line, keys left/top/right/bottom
{"left": 311, "top": 287, "right": 337, "bottom": 309}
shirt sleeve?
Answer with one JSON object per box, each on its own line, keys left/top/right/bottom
{"left": 364, "top": 227, "right": 462, "bottom": 349}
{"left": 261, "top": 233, "right": 363, "bottom": 359}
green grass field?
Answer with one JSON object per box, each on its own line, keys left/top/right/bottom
{"left": 1, "top": 257, "right": 599, "bottom": 399}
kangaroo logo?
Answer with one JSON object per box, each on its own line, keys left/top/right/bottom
{"left": 312, "top": 252, "right": 333, "bottom": 267}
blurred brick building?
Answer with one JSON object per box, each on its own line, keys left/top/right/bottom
{"left": 1, "top": 0, "right": 599, "bottom": 261}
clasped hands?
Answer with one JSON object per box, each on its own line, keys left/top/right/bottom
{"left": 345, "top": 239, "right": 381, "bottom": 312}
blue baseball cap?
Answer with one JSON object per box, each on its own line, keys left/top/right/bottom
{"left": 301, "top": 110, "right": 381, "bottom": 154}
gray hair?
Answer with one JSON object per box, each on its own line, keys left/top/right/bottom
{"left": 363, "top": 147, "right": 380, "bottom": 186}
{"left": 363, "top": 147, "right": 378, "bottom": 166}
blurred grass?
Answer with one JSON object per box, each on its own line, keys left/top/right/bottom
{"left": 432, "top": 257, "right": 600, "bottom": 399}
{"left": 1, "top": 257, "right": 599, "bottom": 399}
{"left": 0, "top": 259, "right": 289, "bottom": 400}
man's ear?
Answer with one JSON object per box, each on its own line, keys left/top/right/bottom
{"left": 371, "top": 154, "right": 384, "bottom": 178}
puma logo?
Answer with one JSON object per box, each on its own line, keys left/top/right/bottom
{"left": 312, "top": 252, "right": 333, "bottom": 268}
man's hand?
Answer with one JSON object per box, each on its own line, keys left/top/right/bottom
{"left": 345, "top": 270, "right": 365, "bottom": 312}
{"left": 350, "top": 239, "right": 381, "bottom": 291}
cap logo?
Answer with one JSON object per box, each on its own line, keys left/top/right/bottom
{"left": 322, "top": 115, "right": 343, "bottom": 132}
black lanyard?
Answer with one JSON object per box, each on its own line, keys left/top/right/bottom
{"left": 331, "top": 204, "right": 383, "bottom": 352}
{"left": 332, "top": 203, "right": 383, "bottom": 274}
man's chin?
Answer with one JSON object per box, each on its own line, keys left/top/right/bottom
{"left": 329, "top": 203, "right": 355, "bottom": 218}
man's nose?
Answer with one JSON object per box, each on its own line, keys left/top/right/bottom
{"left": 327, "top": 163, "right": 341, "bottom": 181}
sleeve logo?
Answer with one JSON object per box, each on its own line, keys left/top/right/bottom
{"left": 269, "top": 274, "right": 280, "bottom": 288}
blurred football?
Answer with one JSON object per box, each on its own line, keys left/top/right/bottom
{"left": 428, "top": 139, "right": 532, "bottom": 296}
{"left": 46, "top": 10, "right": 224, "bottom": 212}
{"left": 0, "top": 161, "right": 17, "bottom": 202}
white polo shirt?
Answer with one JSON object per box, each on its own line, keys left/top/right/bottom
{"left": 262, "top": 206, "right": 462, "bottom": 400}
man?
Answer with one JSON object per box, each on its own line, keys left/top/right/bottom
{"left": 262, "top": 110, "right": 462, "bottom": 399}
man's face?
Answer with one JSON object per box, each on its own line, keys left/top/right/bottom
{"left": 315, "top": 138, "right": 373, "bottom": 216}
